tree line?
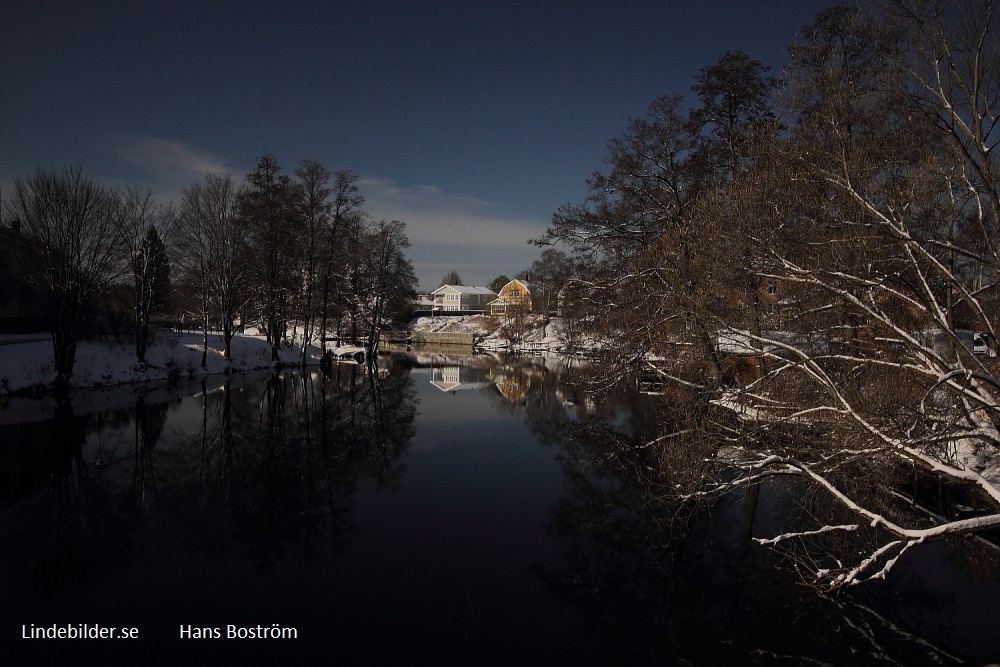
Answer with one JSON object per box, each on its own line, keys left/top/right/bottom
{"left": 535, "top": 0, "right": 1000, "bottom": 588}
{"left": 4, "top": 155, "right": 417, "bottom": 390}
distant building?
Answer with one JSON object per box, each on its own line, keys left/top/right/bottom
{"left": 414, "top": 295, "right": 436, "bottom": 310}
{"left": 430, "top": 285, "right": 497, "bottom": 313}
{"left": 488, "top": 279, "right": 534, "bottom": 316}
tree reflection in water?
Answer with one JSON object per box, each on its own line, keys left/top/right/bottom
{"left": 478, "top": 354, "right": 996, "bottom": 665}
{"left": 534, "top": 423, "right": 959, "bottom": 664}
{"left": 170, "top": 363, "right": 418, "bottom": 570}
{"left": 131, "top": 394, "right": 166, "bottom": 518}
{"left": 2, "top": 394, "right": 142, "bottom": 599}
{"left": 0, "top": 360, "right": 418, "bottom": 597}
{"left": 1, "top": 354, "right": 997, "bottom": 662}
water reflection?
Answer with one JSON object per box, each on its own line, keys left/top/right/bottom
{"left": 0, "top": 354, "right": 998, "bottom": 663}
{"left": 527, "top": 405, "right": 999, "bottom": 665}
{"left": 1, "top": 363, "right": 418, "bottom": 597}
{"left": 405, "top": 352, "right": 999, "bottom": 663}
{"left": 163, "top": 364, "right": 418, "bottom": 569}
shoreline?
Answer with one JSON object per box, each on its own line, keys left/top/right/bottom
{"left": 0, "top": 332, "right": 364, "bottom": 399}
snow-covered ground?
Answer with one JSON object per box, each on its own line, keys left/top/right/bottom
{"left": 410, "top": 314, "right": 598, "bottom": 353}
{"left": 410, "top": 314, "right": 499, "bottom": 336}
{"left": 0, "top": 314, "right": 583, "bottom": 396}
{"left": 0, "top": 332, "right": 362, "bottom": 396}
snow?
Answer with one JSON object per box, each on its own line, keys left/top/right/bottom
{"left": 411, "top": 315, "right": 498, "bottom": 336}
{"left": 410, "top": 313, "right": 582, "bottom": 352}
{"left": 0, "top": 331, "right": 362, "bottom": 396}
{"left": 0, "top": 314, "right": 588, "bottom": 399}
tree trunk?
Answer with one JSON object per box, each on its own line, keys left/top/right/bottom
{"left": 136, "top": 321, "right": 149, "bottom": 363}
{"left": 201, "top": 305, "right": 208, "bottom": 369}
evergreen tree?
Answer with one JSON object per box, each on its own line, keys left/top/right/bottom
{"left": 489, "top": 274, "right": 510, "bottom": 293}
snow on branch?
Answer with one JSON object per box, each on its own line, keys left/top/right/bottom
{"left": 734, "top": 453, "right": 1000, "bottom": 588}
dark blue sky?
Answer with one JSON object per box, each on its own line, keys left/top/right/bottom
{"left": 1, "top": 0, "right": 841, "bottom": 289}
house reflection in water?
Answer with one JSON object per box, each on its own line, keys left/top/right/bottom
{"left": 428, "top": 363, "right": 529, "bottom": 402}
{"left": 429, "top": 366, "right": 492, "bottom": 393}
{"left": 492, "top": 373, "right": 526, "bottom": 402}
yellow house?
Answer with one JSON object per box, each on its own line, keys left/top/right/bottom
{"left": 489, "top": 279, "right": 533, "bottom": 316}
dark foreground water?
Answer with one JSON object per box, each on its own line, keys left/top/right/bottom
{"left": 1, "top": 353, "right": 998, "bottom": 665}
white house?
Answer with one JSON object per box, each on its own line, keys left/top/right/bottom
{"left": 430, "top": 285, "right": 497, "bottom": 312}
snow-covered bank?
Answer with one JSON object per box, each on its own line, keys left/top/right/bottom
{"left": 0, "top": 332, "right": 362, "bottom": 396}
{"left": 409, "top": 314, "right": 599, "bottom": 354}
{"left": 0, "top": 314, "right": 590, "bottom": 396}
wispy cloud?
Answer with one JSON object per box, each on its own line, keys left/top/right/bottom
{"left": 361, "top": 176, "right": 547, "bottom": 249}
{"left": 114, "top": 135, "right": 233, "bottom": 201}
{"left": 360, "top": 177, "right": 550, "bottom": 287}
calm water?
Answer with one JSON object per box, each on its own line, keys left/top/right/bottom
{"left": 1, "top": 353, "right": 998, "bottom": 665}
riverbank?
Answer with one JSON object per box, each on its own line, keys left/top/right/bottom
{"left": 0, "top": 332, "right": 362, "bottom": 396}
{"left": 0, "top": 315, "right": 588, "bottom": 397}
{"left": 409, "top": 314, "right": 594, "bottom": 353}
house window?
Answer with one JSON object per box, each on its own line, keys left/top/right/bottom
{"left": 767, "top": 283, "right": 777, "bottom": 295}
{"left": 767, "top": 304, "right": 775, "bottom": 315}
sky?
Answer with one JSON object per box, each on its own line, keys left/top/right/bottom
{"left": 1, "top": 0, "right": 842, "bottom": 290}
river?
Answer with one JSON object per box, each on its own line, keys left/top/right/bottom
{"left": 1, "top": 352, "right": 998, "bottom": 664}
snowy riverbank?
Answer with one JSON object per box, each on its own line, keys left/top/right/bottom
{"left": 0, "top": 315, "right": 592, "bottom": 396}
{"left": 0, "top": 332, "right": 362, "bottom": 396}
{"left": 409, "top": 314, "right": 595, "bottom": 353}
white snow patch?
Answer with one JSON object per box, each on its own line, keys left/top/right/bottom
{"left": 0, "top": 332, "right": 357, "bottom": 396}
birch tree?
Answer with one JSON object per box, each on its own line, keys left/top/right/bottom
{"left": 319, "top": 170, "right": 365, "bottom": 351}
{"left": 294, "top": 159, "right": 332, "bottom": 366}
{"left": 174, "top": 172, "right": 248, "bottom": 364}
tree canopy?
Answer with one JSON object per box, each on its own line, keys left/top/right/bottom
{"left": 534, "top": 0, "right": 1000, "bottom": 590}
{"left": 440, "top": 270, "right": 463, "bottom": 286}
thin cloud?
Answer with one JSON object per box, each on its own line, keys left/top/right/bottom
{"left": 359, "top": 176, "right": 550, "bottom": 288}
{"left": 114, "top": 135, "right": 233, "bottom": 201}
{"left": 117, "top": 136, "right": 229, "bottom": 177}
{"left": 362, "top": 177, "right": 547, "bottom": 248}
{"left": 359, "top": 177, "right": 498, "bottom": 214}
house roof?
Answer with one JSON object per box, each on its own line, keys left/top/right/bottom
{"left": 431, "top": 284, "right": 497, "bottom": 296}
{"left": 500, "top": 279, "right": 534, "bottom": 295}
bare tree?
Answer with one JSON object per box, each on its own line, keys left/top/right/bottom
{"left": 117, "top": 186, "right": 172, "bottom": 363}
{"left": 687, "top": 2, "right": 1000, "bottom": 588}
{"left": 538, "top": 1, "right": 1000, "bottom": 591}
{"left": 527, "top": 249, "right": 575, "bottom": 313}
{"left": 354, "top": 220, "right": 417, "bottom": 355}
{"left": 6, "top": 167, "right": 124, "bottom": 389}
{"left": 319, "top": 170, "right": 365, "bottom": 351}
{"left": 439, "top": 270, "right": 463, "bottom": 286}
{"left": 174, "top": 172, "right": 248, "bottom": 365}
{"left": 242, "top": 155, "right": 303, "bottom": 361}
{"left": 294, "top": 159, "right": 332, "bottom": 366}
